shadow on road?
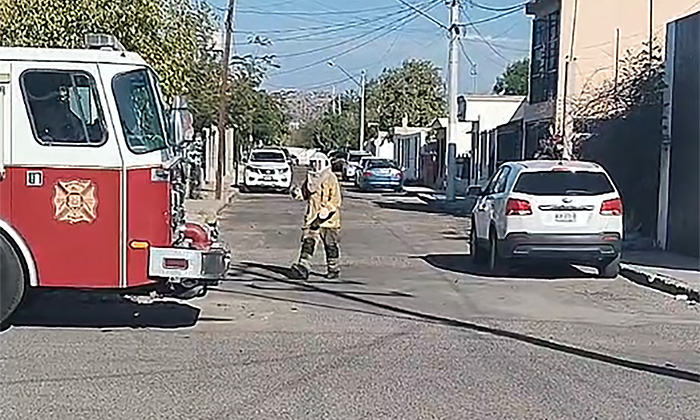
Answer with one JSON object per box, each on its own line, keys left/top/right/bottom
{"left": 622, "top": 252, "right": 700, "bottom": 272}
{"left": 374, "top": 200, "right": 469, "bottom": 217}
{"left": 225, "top": 262, "right": 699, "bottom": 384}
{"left": 234, "top": 262, "right": 413, "bottom": 298}
{"left": 210, "top": 287, "right": 427, "bottom": 323}
{"left": 9, "top": 290, "right": 201, "bottom": 329}
{"left": 421, "top": 253, "right": 596, "bottom": 279}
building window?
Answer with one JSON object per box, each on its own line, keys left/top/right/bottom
{"left": 20, "top": 70, "right": 108, "bottom": 146}
{"left": 530, "top": 10, "right": 560, "bottom": 104}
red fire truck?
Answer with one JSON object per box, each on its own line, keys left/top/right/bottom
{"left": 0, "top": 37, "right": 230, "bottom": 325}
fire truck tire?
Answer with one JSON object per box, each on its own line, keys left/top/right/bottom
{"left": 0, "top": 234, "right": 26, "bottom": 326}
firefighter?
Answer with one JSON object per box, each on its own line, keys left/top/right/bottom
{"left": 290, "top": 152, "right": 342, "bottom": 280}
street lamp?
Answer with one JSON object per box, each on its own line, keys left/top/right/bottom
{"left": 328, "top": 61, "right": 365, "bottom": 152}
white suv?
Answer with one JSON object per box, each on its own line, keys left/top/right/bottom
{"left": 343, "top": 151, "right": 371, "bottom": 181}
{"left": 242, "top": 149, "right": 292, "bottom": 192}
{"left": 469, "top": 160, "right": 623, "bottom": 278}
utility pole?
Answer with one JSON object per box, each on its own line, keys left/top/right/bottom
{"left": 328, "top": 61, "right": 365, "bottom": 151}
{"left": 360, "top": 70, "right": 366, "bottom": 152}
{"left": 560, "top": 0, "right": 579, "bottom": 160}
{"left": 331, "top": 86, "right": 337, "bottom": 114}
{"left": 215, "top": 0, "right": 235, "bottom": 200}
{"left": 614, "top": 28, "right": 620, "bottom": 91}
{"left": 648, "top": 0, "right": 653, "bottom": 72}
{"left": 446, "top": 0, "right": 460, "bottom": 201}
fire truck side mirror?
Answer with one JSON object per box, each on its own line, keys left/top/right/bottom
{"left": 170, "top": 96, "right": 194, "bottom": 146}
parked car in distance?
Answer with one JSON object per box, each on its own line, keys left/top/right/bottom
{"left": 330, "top": 150, "right": 348, "bottom": 172}
{"left": 469, "top": 160, "right": 623, "bottom": 278}
{"left": 356, "top": 158, "right": 403, "bottom": 192}
{"left": 242, "top": 149, "right": 293, "bottom": 193}
{"left": 343, "top": 150, "right": 372, "bottom": 180}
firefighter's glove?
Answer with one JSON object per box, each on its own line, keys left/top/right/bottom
{"left": 318, "top": 207, "right": 330, "bottom": 220}
{"left": 291, "top": 186, "right": 303, "bottom": 201}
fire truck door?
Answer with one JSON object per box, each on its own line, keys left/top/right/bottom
{"left": 7, "top": 62, "right": 124, "bottom": 288}
{"left": 0, "top": 63, "right": 9, "bottom": 207}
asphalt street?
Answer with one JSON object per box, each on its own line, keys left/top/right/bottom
{"left": 1, "top": 171, "right": 698, "bottom": 419}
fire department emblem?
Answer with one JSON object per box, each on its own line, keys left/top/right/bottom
{"left": 53, "top": 180, "right": 98, "bottom": 224}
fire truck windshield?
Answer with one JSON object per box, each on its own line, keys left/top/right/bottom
{"left": 113, "top": 69, "right": 168, "bottom": 154}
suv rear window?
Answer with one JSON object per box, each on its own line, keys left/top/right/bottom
{"left": 367, "top": 160, "right": 396, "bottom": 169}
{"left": 251, "top": 151, "right": 285, "bottom": 162}
{"left": 513, "top": 171, "right": 614, "bottom": 196}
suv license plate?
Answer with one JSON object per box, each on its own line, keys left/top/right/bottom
{"left": 555, "top": 212, "right": 576, "bottom": 223}
{"left": 263, "top": 176, "right": 273, "bottom": 181}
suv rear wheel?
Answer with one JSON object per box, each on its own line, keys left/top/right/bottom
{"left": 470, "top": 222, "right": 486, "bottom": 265}
{"left": 598, "top": 255, "right": 620, "bottom": 278}
{"left": 487, "top": 229, "right": 502, "bottom": 272}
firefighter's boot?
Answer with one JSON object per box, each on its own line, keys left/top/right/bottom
{"left": 290, "top": 263, "right": 309, "bottom": 280}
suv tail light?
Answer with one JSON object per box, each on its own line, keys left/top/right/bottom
{"left": 364, "top": 171, "right": 373, "bottom": 177}
{"left": 506, "top": 198, "right": 532, "bottom": 215}
{"left": 600, "top": 198, "right": 623, "bottom": 215}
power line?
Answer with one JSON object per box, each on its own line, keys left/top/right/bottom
{"left": 232, "top": 1, "right": 432, "bottom": 37}
{"left": 392, "top": 0, "right": 448, "bottom": 30}
{"left": 462, "top": 6, "right": 523, "bottom": 26}
{"left": 274, "top": 7, "right": 420, "bottom": 58}
{"left": 460, "top": 4, "right": 512, "bottom": 64}
{"left": 236, "top": 3, "right": 407, "bottom": 16}
{"left": 467, "top": 0, "right": 528, "bottom": 12}
{"left": 269, "top": 0, "right": 442, "bottom": 77}
{"left": 458, "top": 38, "right": 476, "bottom": 67}
{"left": 266, "top": 30, "right": 408, "bottom": 94}
{"left": 271, "top": 3, "right": 428, "bottom": 43}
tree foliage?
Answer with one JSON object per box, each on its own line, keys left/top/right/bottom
{"left": 571, "top": 43, "right": 664, "bottom": 126}
{"left": 366, "top": 59, "right": 446, "bottom": 131}
{"left": 294, "top": 59, "right": 446, "bottom": 150}
{"left": 493, "top": 58, "right": 530, "bottom": 96}
{"left": 0, "top": 0, "right": 288, "bottom": 145}
{"left": 296, "top": 94, "right": 359, "bottom": 151}
{"left": 568, "top": 41, "right": 665, "bottom": 157}
{"left": 0, "top": 0, "right": 215, "bottom": 97}
{"left": 534, "top": 41, "right": 665, "bottom": 160}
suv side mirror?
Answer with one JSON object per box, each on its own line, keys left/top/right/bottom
{"left": 467, "top": 185, "right": 483, "bottom": 197}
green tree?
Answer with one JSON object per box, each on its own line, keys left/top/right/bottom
{"left": 493, "top": 58, "right": 530, "bottom": 96}
{"left": 0, "top": 0, "right": 283, "bottom": 141}
{"left": 291, "top": 60, "right": 446, "bottom": 151}
{"left": 365, "top": 59, "right": 446, "bottom": 131}
{"left": 251, "top": 91, "right": 288, "bottom": 146}
{"left": 0, "top": 0, "right": 217, "bottom": 98}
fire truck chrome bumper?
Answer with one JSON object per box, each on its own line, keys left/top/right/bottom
{"left": 148, "top": 247, "right": 230, "bottom": 280}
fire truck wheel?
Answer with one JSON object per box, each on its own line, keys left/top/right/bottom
{"left": 0, "top": 234, "right": 26, "bottom": 326}
{"left": 171, "top": 284, "right": 206, "bottom": 300}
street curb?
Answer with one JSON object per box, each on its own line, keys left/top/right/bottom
{"left": 184, "top": 189, "right": 237, "bottom": 225}
{"left": 620, "top": 264, "right": 699, "bottom": 303}
{"left": 415, "top": 194, "right": 476, "bottom": 216}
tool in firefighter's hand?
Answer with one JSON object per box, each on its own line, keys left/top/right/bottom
{"left": 309, "top": 208, "right": 335, "bottom": 231}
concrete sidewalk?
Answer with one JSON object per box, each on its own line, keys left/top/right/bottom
{"left": 621, "top": 250, "right": 700, "bottom": 301}
{"left": 184, "top": 177, "right": 237, "bottom": 225}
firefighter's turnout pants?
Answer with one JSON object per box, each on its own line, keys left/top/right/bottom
{"left": 297, "top": 227, "right": 340, "bottom": 274}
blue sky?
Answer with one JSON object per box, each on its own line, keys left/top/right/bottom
{"left": 209, "top": 0, "right": 532, "bottom": 94}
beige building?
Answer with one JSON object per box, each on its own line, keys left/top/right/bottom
{"left": 523, "top": 0, "right": 700, "bottom": 156}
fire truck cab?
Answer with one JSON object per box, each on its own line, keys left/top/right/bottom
{"left": 0, "top": 38, "right": 229, "bottom": 325}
